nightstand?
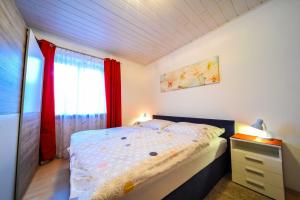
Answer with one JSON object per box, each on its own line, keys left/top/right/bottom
{"left": 230, "top": 133, "right": 284, "bottom": 200}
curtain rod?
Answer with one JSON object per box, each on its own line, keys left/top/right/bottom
{"left": 55, "top": 45, "right": 105, "bottom": 61}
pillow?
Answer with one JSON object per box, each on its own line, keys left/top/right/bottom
{"left": 164, "top": 123, "right": 202, "bottom": 136}
{"left": 139, "top": 119, "right": 174, "bottom": 130}
{"left": 178, "top": 122, "right": 225, "bottom": 140}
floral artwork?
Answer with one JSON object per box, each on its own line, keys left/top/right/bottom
{"left": 160, "top": 56, "right": 220, "bottom": 92}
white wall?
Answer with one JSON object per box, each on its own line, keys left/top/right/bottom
{"left": 33, "top": 30, "right": 149, "bottom": 125}
{"left": 146, "top": 0, "right": 300, "bottom": 191}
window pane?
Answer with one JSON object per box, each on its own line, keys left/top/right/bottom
{"left": 54, "top": 48, "right": 106, "bottom": 115}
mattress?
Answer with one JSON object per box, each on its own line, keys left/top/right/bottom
{"left": 120, "top": 137, "right": 227, "bottom": 200}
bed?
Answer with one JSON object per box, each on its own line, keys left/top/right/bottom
{"left": 69, "top": 115, "right": 234, "bottom": 200}
{"left": 153, "top": 115, "right": 234, "bottom": 200}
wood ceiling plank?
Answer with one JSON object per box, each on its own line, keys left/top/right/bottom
{"left": 121, "top": 0, "right": 187, "bottom": 36}
{"left": 123, "top": 0, "right": 195, "bottom": 40}
{"left": 199, "top": 11, "right": 218, "bottom": 30}
{"left": 184, "top": 0, "right": 216, "bottom": 32}
{"left": 246, "top": 0, "right": 262, "bottom": 9}
{"left": 92, "top": 0, "right": 185, "bottom": 48}
{"left": 92, "top": 0, "right": 185, "bottom": 49}
{"left": 94, "top": 0, "right": 180, "bottom": 45}
{"left": 217, "top": 0, "right": 238, "bottom": 21}
{"left": 201, "top": 0, "right": 227, "bottom": 25}
{"left": 231, "top": 0, "right": 249, "bottom": 15}
{"left": 171, "top": 0, "right": 209, "bottom": 35}
{"left": 185, "top": 0, "right": 206, "bottom": 13}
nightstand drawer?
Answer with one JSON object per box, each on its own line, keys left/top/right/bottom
{"left": 232, "top": 162, "right": 284, "bottom": 188}
{"left": 231, "top": 149, "right": 282, "bottom": 174}
{"left": 232, "top": 172, "right": 285, "bottom": 200}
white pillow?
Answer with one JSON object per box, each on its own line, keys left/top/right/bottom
{"left": 178, "top": 122, "right": 225, "bottom": 140}
{"left": 139, "top": 119, "right": 174, "bottom": 130}
{"left": 164, "top": 123, "right": 202, "bottom": 136}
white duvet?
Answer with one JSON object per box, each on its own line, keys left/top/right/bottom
{"left": 69, "top": 126, "right": 210, "bottom": 200}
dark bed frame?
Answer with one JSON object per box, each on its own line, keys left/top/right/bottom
{"left": 152, "top": 115, "right": 235, "bottom": 200}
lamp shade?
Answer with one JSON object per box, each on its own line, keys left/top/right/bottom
{"left": 251, "top": 119, "right": 266, "bottom": 130}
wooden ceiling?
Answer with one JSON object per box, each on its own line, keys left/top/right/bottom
{"left": 16, "top": 0, "right": 268, "bottom": 64}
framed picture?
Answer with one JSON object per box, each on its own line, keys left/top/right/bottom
{"left": 160, "top": 56, "right": 220, "bottom": 92}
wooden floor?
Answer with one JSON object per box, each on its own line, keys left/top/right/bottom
{"left": 23, "top": 159, "right": 300, "bottom": 200}
{"left": 23, "top": 159, "right": 69, "bottom": 200}
{"left": 205, "top": 175, "right": 300, "bottom": 200}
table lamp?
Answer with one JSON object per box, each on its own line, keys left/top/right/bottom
{"left": 251, "top": 119, "right": 273, "bottom": 140}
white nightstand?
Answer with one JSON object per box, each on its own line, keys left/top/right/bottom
{"left": 230, "top": 133, "right": 285, "bottom": 200}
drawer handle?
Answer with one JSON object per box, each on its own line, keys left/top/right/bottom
{"left": 245, "top": 156, "right": 263, "bottom": 164}
{"left": 245, "top": 166, "right": 264, "bottom": 177}
{"left": 246, "top": 178, "right": 265, "bottom": 190}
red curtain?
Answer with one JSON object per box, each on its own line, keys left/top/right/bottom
{"left": 38, "top": 40, "right": 56, "bottom": 162}
{"left": 104, "top": 58, "right": 122, "bottom": 128}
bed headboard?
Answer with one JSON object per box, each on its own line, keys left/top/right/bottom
{"left": 153, "top": 115, "right": 235, "bottom": 144}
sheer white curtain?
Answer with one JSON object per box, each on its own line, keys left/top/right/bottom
{"left": 54, "top": 48, "right": 106, "bottom": 158}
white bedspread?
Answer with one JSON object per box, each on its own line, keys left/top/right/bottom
{"left": 69, "top": 126, "right": 210, "bottom": 200}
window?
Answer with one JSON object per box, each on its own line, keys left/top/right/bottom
{"left": 54, "top": 48, "right": 106, "bottom": 115}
